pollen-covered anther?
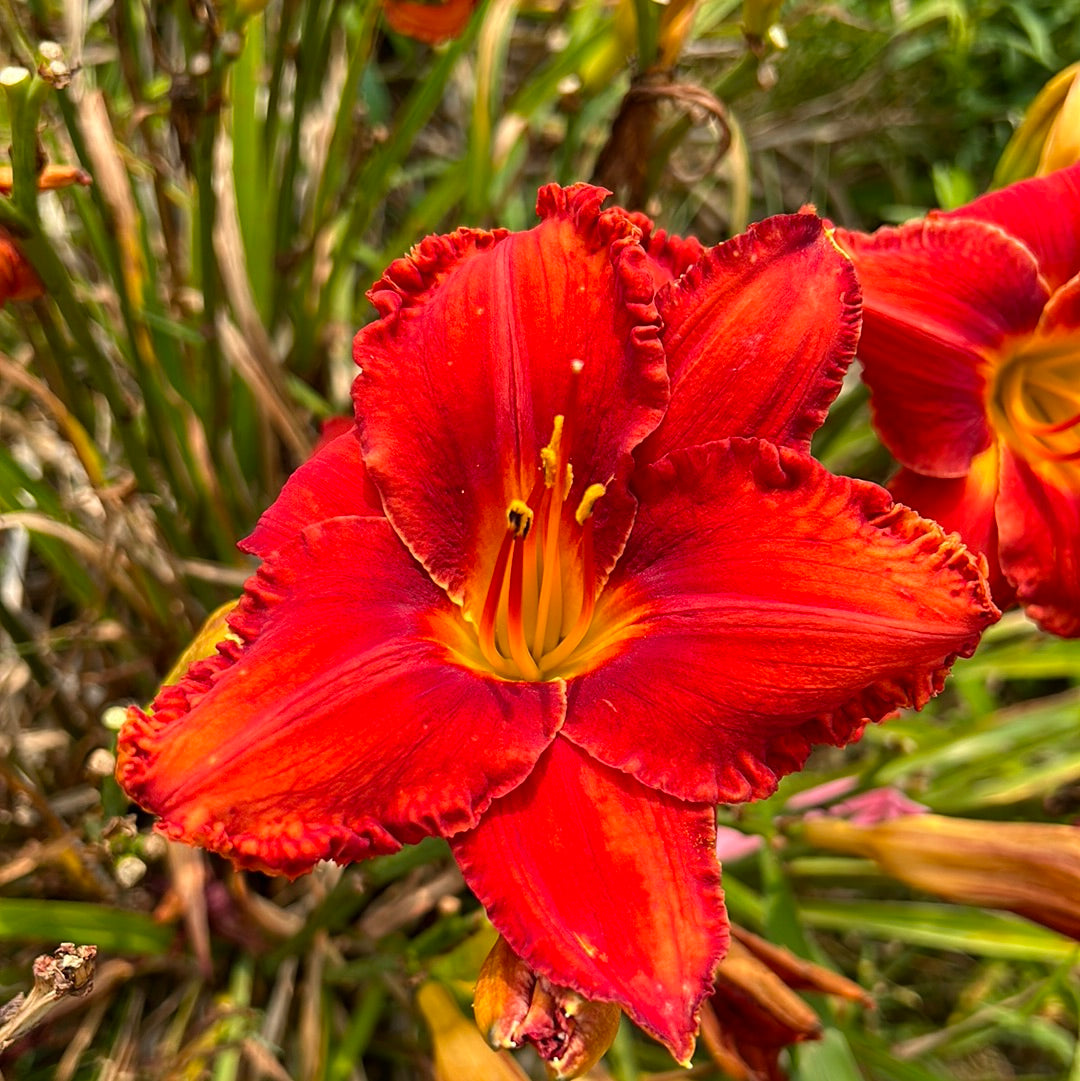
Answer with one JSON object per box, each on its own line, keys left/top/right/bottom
{"left": 507, "top": 500, "right": 533, "bottom": 539}
{"left": 575, "top": 484, "right": 606, "bottom": 526}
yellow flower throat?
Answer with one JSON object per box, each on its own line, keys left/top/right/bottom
{"left": 989, "top": 334, "right": 1080, "bottom": 487}
{"left": 472, "top": 415, "right": 606, "bottom": 682}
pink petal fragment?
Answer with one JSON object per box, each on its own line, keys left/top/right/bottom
{"left": 638, "top": 212, "right": 860, "bottom": 463}
{"left": 563, "top": 439, "right": 999, "bottom": 804}
{"left": 452, "top": 737, "right": 727, "bottom": 1063}
{"left": 118, "top": 518, "right": 563, "bottom": 877}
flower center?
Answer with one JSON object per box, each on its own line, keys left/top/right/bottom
{"left": 471, "top": 415, "right": 606, "bottom": 682}
{"left": 988, "top": 337, "right": 1080, "bottom": 487}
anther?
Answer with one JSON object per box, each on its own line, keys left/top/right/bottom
{"left": 541, "top": 416, "right": 565, "bottom": 488}
{"left": 507, "top": 500, "right": 533, "bottom": 540}
{"left": 575, "top": 483, "right": 606, "bottom": 526}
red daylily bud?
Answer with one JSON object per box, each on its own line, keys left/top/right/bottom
{"left": 803, "top": 814, "right": 1080, "bottom": 940}
{"left": 474, "top": 936, "right": 621, "bottom": 1080}
{"left": 701, "top": 926, "right": 871, "bottom": 1081}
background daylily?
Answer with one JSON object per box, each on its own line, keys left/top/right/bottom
{"left": 116, "top": 183, "right": 996, "bottom": 1060}
{"left": 834, "top": 164, "right": 1080, "bottom": 637}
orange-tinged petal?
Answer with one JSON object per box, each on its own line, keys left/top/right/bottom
{"left": 638, "top": 212, "right": 860, "bottom": 463}
{"left": 381, "top": 0, "right": 477, "bottom": 43}
{"left": 998, "top": 444, "right": 1080, "bottom": 636}
{"left": 941, "top": 162, "right": 1080, "bottom": 291}
{"left": 352, "top": 183, "right": 668, "bottom": 615}
{"left": 836, "top": 218, "right": 1049, "bottom": 476}
{"left": 563, "top": 439, "right": 998, "bottom": 804}
{"left": 240, "top": 427, "right": 384, "bottom": 559}
{"left": 117, "top": 517, "right": 563, "bottom": 877}
{"left": 451, "top": 736, "right": 727, "bottom": 1063}
{"left": 889, "top": 447, "right": 1017, "bottom": 609}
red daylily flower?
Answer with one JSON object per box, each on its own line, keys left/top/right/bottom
{"left": 117, "top": 184, "right": 997, "bottom": 1060}
{"left": 833, "top": 164, "right": 1080, "bottom": 636}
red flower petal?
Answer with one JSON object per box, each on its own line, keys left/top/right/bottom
{"left": 836, "top": 218, "right": 1048, "bottom": 476}
{"left": 628, "top": 210, "right": 706, "bottom": 287}
{"left": 451, "top": 736, "right": 727, "bottom": 1062}
{"left": 0, "top": 232, "right": 43, "bottom": 305}
{"left": 240, "top": 428, "right": 384, "bottom": 560}
{"left": 637, "top": 213, "right": 859, "bottom": 464}
{"left": 562, "top": 439, "right": 998, "bottom": 804}
{"left": 118, "top": 518, "right": 563, "bottom": 877}
{"left": 889, "top": 449, "right": 1017, "bottom": 610}
{"left": 942, "top": 164, "right": 1080, "bottom": 291}
{"left": 353, "top": 184, "right": 667, "bottom": 614}
{"left": 998, "top": 447, "right": 1080, "bottom": 637}
{"left": 381, "top": 0, "right": 477, "bottom": 43}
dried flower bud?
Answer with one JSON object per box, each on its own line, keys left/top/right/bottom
{"left": 701, "top": 926, "right": 871, "bottom": 1081}
{"left": 474, "top": 936, "right": 621, "bottom": 1080}
{"left": 803, "top": 814, "right": 1080, "bottom": 940}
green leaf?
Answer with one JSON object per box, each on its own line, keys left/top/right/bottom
{"left": 801, "top": 901, "right": 1080, "bottom": 964}
{"left": 0, "top": 899, "right": 175, "bottom": 954}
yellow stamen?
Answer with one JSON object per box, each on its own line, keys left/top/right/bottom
{"left": 467, "top": 411, "right": 607, "bottom": 681}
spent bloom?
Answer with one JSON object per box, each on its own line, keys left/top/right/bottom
{"left": 700, "top": 925, "right": 872, "bottom": 1081}
{"left": 803, "top": 813, "right": 1080, "bottom": 941}
{"left": 117, "top": 184, "right": 996, "bottom": 1059}
{"left": 834, "top": 164, "right": 1080, "bottom": 635}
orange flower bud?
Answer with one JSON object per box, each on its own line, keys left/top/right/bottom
{"left": 474, "top": 936, "right": 621, "bottom": 1080}
{"left": 803, "top": 814, "right": 1080, "bottom": 940}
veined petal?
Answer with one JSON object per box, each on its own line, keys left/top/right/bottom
{"left": 998, "top": 446, "right": 1080, "bottom": 637}
{"left": 889, "top": 447, "right": 1017, "bottom": 608}
{"left": 240, "top": 428, "right": 384, "bottom": 559}
{"left": 451, "top": 737, "right": 727, "bottom": 1063}
{"left": 638, "top": 212, "right": 860, "bottom": 463}
{"left": 117, "top": 518, "right": 563, "bottom": 877}
{"left": 835, "top": 218, "right": 1048, "bottom": 475}
{"left": 353, "top": 184, "right": 668, "bottom": 614}
{"left": 563, "top": 439, "right": 998, "bottom": 805}
{"left": 942, "top": 163, "right": 1080, "bottom": 291}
